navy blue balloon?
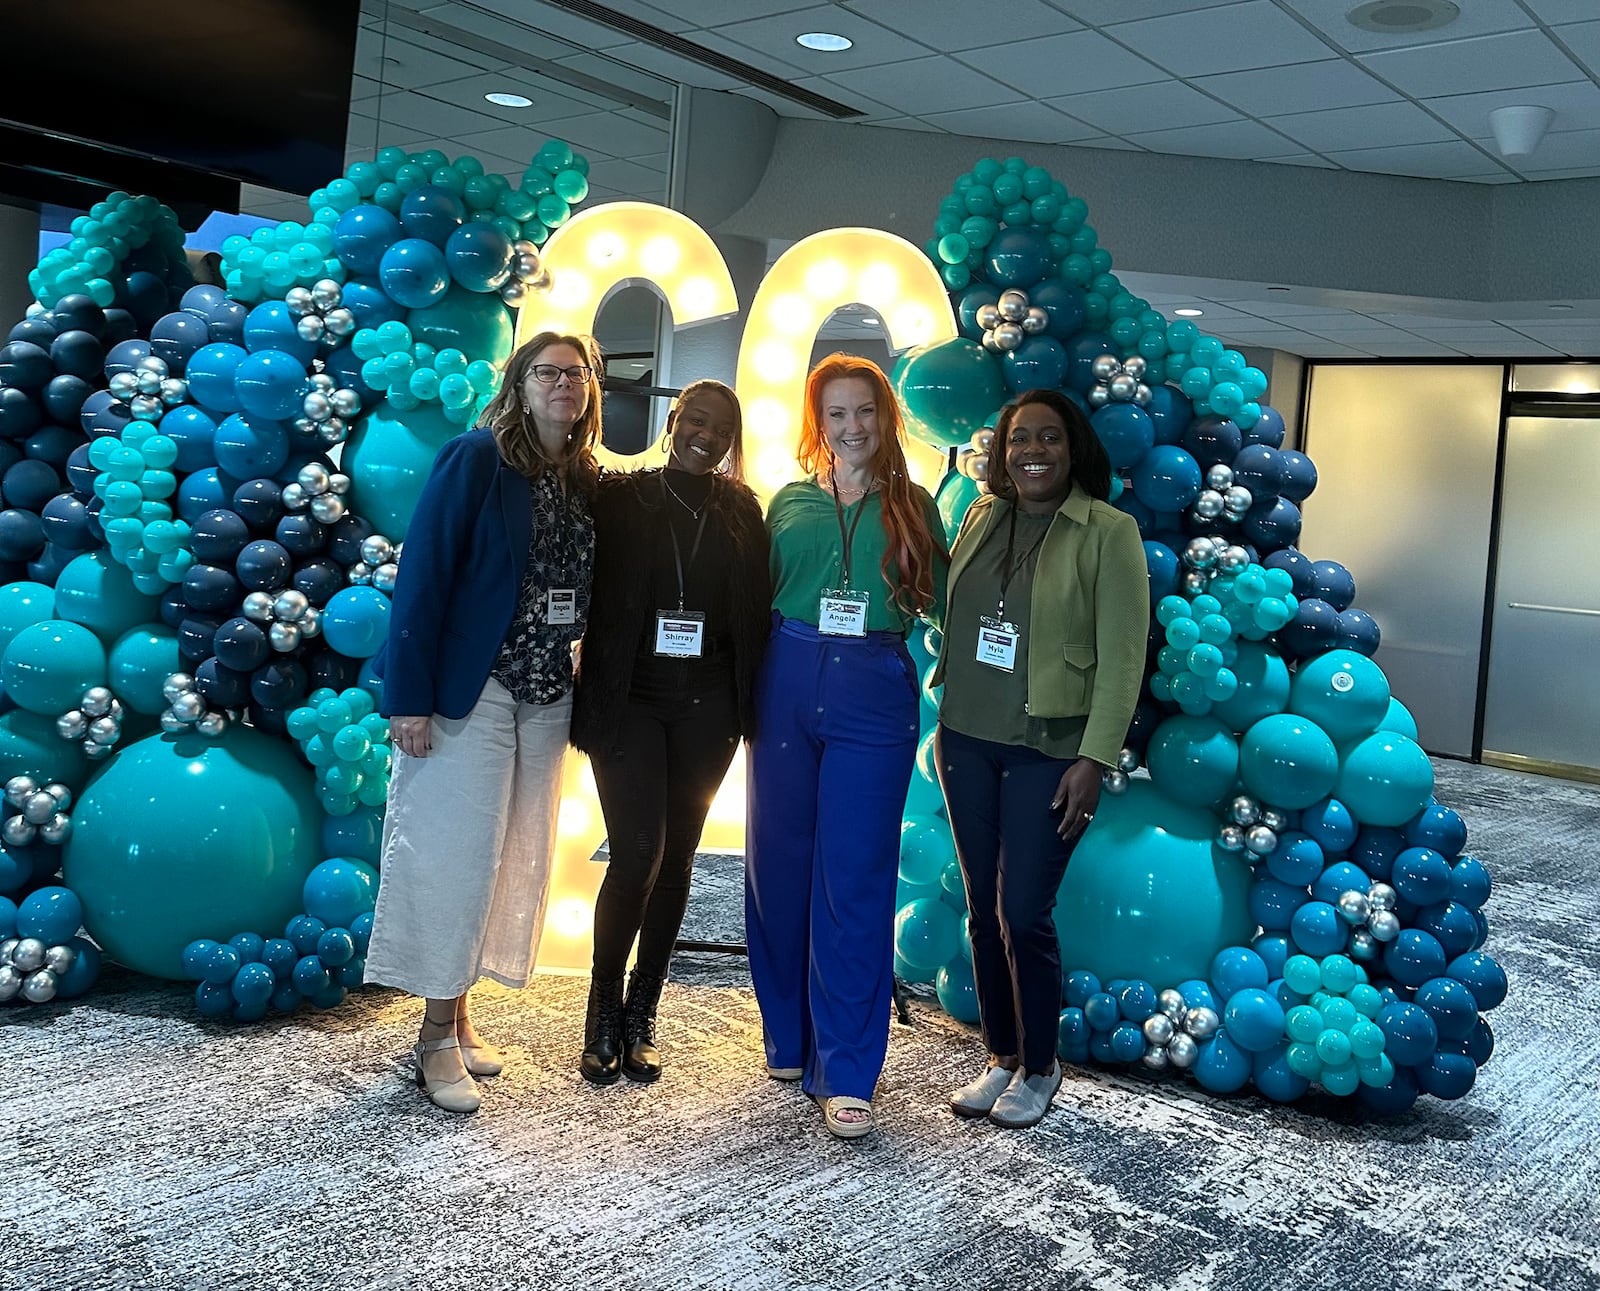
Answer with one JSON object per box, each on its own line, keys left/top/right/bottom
{"left": 190, "top": 508, "right": 252, "bottom": 564}
{"left": 400, "top": 186, "right": 465, "bottom": 247}
{"left": 205, "top": 297, "right": 248, "bottom": 346}
{"left": 26, "top": 541, "right": 73, "bottom": 583}
{"left": 236, "top": 539, "right": 292, "bottom": 591}
{"left": 1131, "top": 444, "right": 1202, "bottom": 513}
{"left": 956, "top": 285, "right": 1000, "bottom": 338}
{"left": 1027, "top": 278, "right": 1086, "bottom": 340}
{"left": 0, "top": 509, "right": 46, "bottom": 561}
{"left": 334, "top": 205, "right": 404, "bottom": 275}
{"left": 0, "top": 387, "right": 43, "bottom": 441}
{"left": 1392, "top": 846, "right": 1452, "bottom": 906}
{"left": 0, "top": 441, "right": 18, "bottom": 475}
{"left": 9, "top": 317, "right": 57, "bottom": 346}
{"left": 445, "top": 223, "right": 514, "bottom": 293}
{"left": 182, "top": 562, "right": 243, "bottom": 614}
{"left": 308, "top": 649, "right": 360, "bottom": 691}
{"left": 1144, "top": 384, "right": 1192, "bottom": 446}
{"left": 65, "top": 443, "right": 97, "bottom": 495}
{"left": 1449, "top": 856, "right": 1492, "bottom": 910}
{"left": 212, "top": 616, "right": 271, "bottom": 672}
{"left": 50, "top": 294, "right": 105, "bottom": 336}
{"left": 1244, "top": 404, "right": 1286, "bottom": 448}
{"left": 1278, "top": 449, "right": 1318, "bottom": 503}
{"left": 77, "top": 388, "right": 129, "bottom": 438}
{"left": 1376, "top": 1001, "right": 1437, "bottom": 1066}
{"left": 338, "top": 278, "right": 405, "bottom": 331}
{"left": 1091, "top": 403, "right": 1154, "bottom": 470}
{"left": 1416, "top": 901, "right": 1477, "bottom": 960}
{"left": 292, "top": 557, "right": 344, "bottom": 607}
{"left": 104, "top": 338, "right": 153, "bottom": 377}
{"left": 1335, "top": 608, "right": 1380, "bottom": 656}
{"left": 1446, "top": 951, "right": 1507, "bottom": 1011}
{"left": 3, "top": 459, "right": 61, "bottom": 511}
{"left": 1414, "top": 976, "right": 1478, "bottom": 1042}
{"left": 181, "top": 284, "right": 231, "bottom": 320}
{"left": 1405, "top": 802, "right": 1466, "bottom": 857}
{"left": 178, "top": 614, "right": 224, "bottom": 663}
{"left": 1232, "top": 445, "right": 1285, "bottom": 499}
{"left": 327, "top": 514, "right": 375, "bottom": 564}
{"left": 1262, "top": 548, "right": 1316, "bottom": 598}
{"left": 49, "top": 330, "right": 104, "bottom": 380}
{"left": 177, "top": 468, "right": 233, "bottom": 523}
{"left": 1241, "top": 497, "right": 1301, "bottom": 551}
{"left": 148, "top": 311, "right": 209, "bottom": 373}
{"left": 1356, "top": 1063, "right": 1419, "bottom": 1115}
{"left": 100, "top": 307, "right": 139, "bottom": 346}
{"left": 251, "top": 658, "right": 308, "bottom": 710}
{"left": 117, "top": 273, "right": 168, "bottom": 329}
{"left": 232, "top": 478, "right": 284, "bottom": 532}
{"left": 1001, "top": 335, "right": 1067, "bottom": 394}
{"left": 1311, "top": 559, "right": 1355, "bottom": 610}
{"left": 1183, "top": 416, "right": 1241, "bottom": 467}
{"left": 1143, "top": 541, "right": 1178, "bottom": 603}
{"left": 1279, "top": 597, "right": 1337, "bottom": 658}
{"left": 1064, "top": 333, "right": 1116, "bottom": 394}
{"left": 1353, "top": 827, "right": 1404, "bottom": 882}
{"left": 24, "top": 423, "right": 83, "bottom": 469}
{"left": 159, "top": 587, "right": 189, "bottom": 630}
{"left": 379, "top": 239, "right": 451, "bottom": 310}
{"left": 984, "top": 228, "right": 1052, "bottom": 287}
{"left": 196, "top": 656, "right": 254, "bottom": 708}
{"left": 215, "top": 411, "right": 291, "bottom": 479}
{"left": 43, "top": 375, "right": 93, "bottom": 423}
{"left": 0, "top": 341, "right": 53, "bottom": 389}
{"left": 322, "top": 343, "right": 377, "bottom": 407}
{"left": 275, "top": 513, "right": 327, "bottom": 557}
{"left": 1384, "top": 929, "right": 1448, "bottom": 987}
{"left": 39, "top": 493, "right": 95, "bottom": 550}
{"left": 1417, "top": 1049, "right": 1476, "bottom": 1100}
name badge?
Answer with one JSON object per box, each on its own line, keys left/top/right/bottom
{"left": 976, "top": 615, "right": 1019, "bottom": 672}
{"left": 655, "top": 610, "right": 705, "bottom": 658}
{"left": 546, "top": 588, "right": 576, "bottom": 625}
{"left": 817, "top": 588, "right": 869, "bottom": 637}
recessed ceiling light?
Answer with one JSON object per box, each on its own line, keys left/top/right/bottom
{"left": 1174, "top": 308, "right": 1204, "bottom": 317}
{"left": 1549, "top": 303, "right": 1575, "bottom": 311}
{"left": 1268, "top": 286, "right": 1291, "bottom": 293}
{"left": 1346, "top": 0, "right": 1459, "bottom": 34}
{"left": 861, "top": 315, "right": 881, "bottom": 325}
{"left": 796, "top": 32, "right": 853, "bottom": 51}
{"left": 485, "top": 91, "right": 533, "bottom": 108}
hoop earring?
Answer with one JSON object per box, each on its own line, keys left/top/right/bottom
{"left": 520, "top": 403, "right": 532, "bottom": 416}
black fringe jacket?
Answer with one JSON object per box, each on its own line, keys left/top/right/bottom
{"left": 571, "top": 468, "right": 771, "bottom": 753}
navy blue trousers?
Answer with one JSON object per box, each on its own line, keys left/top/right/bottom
{"left": 935, "top": 723, "right": 1080, "bottom": 1074}
{"left": 746, "top": 617, "right": 920, "bottom": 1100}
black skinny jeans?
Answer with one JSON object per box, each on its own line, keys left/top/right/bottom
{"left": 935, "top": 722, "right": 1082, "bottom": 1074}
{"left": 589, "top": 661, "right": 741, "bottom": 981}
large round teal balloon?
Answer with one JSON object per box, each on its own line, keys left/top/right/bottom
{"left": 935, "top": 955, "right": 981, "bottom": 1024}
{"left": 1289, "top": 648, "right": 1390, "bottom": 743}
{"left": 62, "top": 727, "right": 323, "bottom": 979}
{"left": 406, "top": 284, "right": 513, "bottom": 362}
{"left": 934, "top": 469, "right": 980, "bottom": 545}
{"left": 0, "top": 581, "right": 56, "bottom": 657}
{"left": 52, "top": 551, "right": 163, "bottom": 645}
{"left": 894, "top": 896, "right": 961, "bottom": 973}
{"left": 1058, "top": 778, "right": 1253, "bottom": 984}
{"left": 1239, "top": 713, "right": 1339, "bottom": 809}
{"left": 894, "top": 338, "right": 1007, "bottom": 449}
{"left": 0, "top": 708, "right": 90, "bottom": 790}
{"left": 344, "top": 401, "right": 463, "bottom": 540}
{"left": 1376, "top": 696, "right": 1418, "bottom": 740}
{"left": 1211, "top": 640, "right": 1290, "bottom": 733}
{"left": 1335, "top": 731, "right": 1434, "bottom": 827}
{"left": 1, "top": 619, "right": 107, "bottom": 714}
{"left": 1145, "top": 714, "right": 1239, "bottom": 807}
{"left": 899, "top": 815, "right": 955, "bottom": 887}
{"left": 108, "top": 624, "right": 181, "bottom": 715}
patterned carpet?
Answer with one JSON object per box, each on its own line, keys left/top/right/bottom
{"left": 4, "top": 759, "right": 1598, "bottom": 1291}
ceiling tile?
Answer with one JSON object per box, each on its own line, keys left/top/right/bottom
{"left": 1516, "top": 164, "right": 1600, "bottom": 179}
{"left": 843, "top": 0, "right": 1078, "bottom": 47}
{"left": 1105, "top": 1, "right": 1335, "bottom": 76}
{"left": 1264, "top": 101, "right": 1457, "bottom": 153}
{"left": 729, "top": 85, "right": 833, "bottom": 120}
{"left": 958, "top": 30, "right": 1169, "bottom": 96}
{"left": 1369, "top": 312, "right": 1493, "bottom": 327}
{"left": 1051, "top": 0, "right": 1250, "bottom": 21}
{"left": 1226, "top": 297, "right": 1365, "bottom": 317}
{"left": 645, "top": 0, "right": 817, "bottom": 26}
{"left": 372, "top": 90, "right": 509, "bottom": 141}
{"left": 1046, "top": 79, "right": 1240, "bottom": 134}
{"left": 421, "top": 72, "right": 613, "bottom": 126}
{"left": 355, "top": 34, "right": 501, "bottom": 89}
{"left": 351, "top": 74, "right": 382, "bottom": 103}
{"left": 457, "top": 123, "right": 595, "bottom": 163}
{"left": 1423, "top": 79, "right": 1600, "bottom": 140}
{"left": 822, "top": 56, "right": 1025, "bottom": 115}
{"left": 1191, "top": 59, "right": 1399, "bottom": 116}
{"left": 1067, "top": 135, "right": 1150, "bottom": 151}
{"left": 1291, "top": 341, "right": 1376, "bottom": 357}
{"left": 918, "top": 100, "right": 1106, "bottom": 144}
{"left": 549, "top": 110, "right": 671, "bottom": 158}
{"left": 1254, "top": 152, "right": 1338, "bottom": 168}
{"left": 1358, "top": 29, "right": 1586, "bottom": 98}
{"left": 1521, "top": 0, "right": 1600, "bottom": 23}
{"left": 435, "top": 0, "right": 637, "bottom": 51}
{"left": 1324, "top": 138, "right": 1500, "bottom": 178}
{"left": 1362, "top": 341, "right": 1470, "bottom": 355}
{"left": 689, "top": 28, "right": 810, "bottom": 79}
{"left": 1277, "top": 0, "right": 1534, "bottom": 53}
{"left": 1123, "top": 118, "right": 1300, "bottom": 159}
{"left": 1502, "top": 127, "right": 1600, "bottom": 171}
{"left": 1553, "top": 20, "right": 1600, "bottom": 77}
{"left": 866, "top": 116, "right": 949, "bottom": 134}
{"left": 584, "top": 158, "right": 670, "bottom": 199}
{"left": 1451, "top": 172, "right": 1528, "bottom": 184}
{"left": 593, "top": 37, "right": 748, "bottom": 90}
{"left": 549, "top": 51, "right": 675, "bottom": 100}
{"left": 705, "top": 5, "right": 932, "bottom": 72}
{"left": 793, "top": 75, "right": 906, "bottom": 119}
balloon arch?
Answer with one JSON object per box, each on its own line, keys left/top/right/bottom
{"left": 0, "top": 140, "right": 1504, "bottom": 1113}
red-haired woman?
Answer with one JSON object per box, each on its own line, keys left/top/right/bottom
{"left": 746, "top": 352, "right": 947, "bottom": 1139}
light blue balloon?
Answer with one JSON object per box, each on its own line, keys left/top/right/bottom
{"left": 1289, "top": 648, "right": 1391, "bottom": 743}
{"left": 935, "top": 955, "right": 981, "bottom": 1023}
{"left": 899, "top": 815, "right": 955, "bottom": 887}
{"left": 52, "top": 552, "right": 162, "bottom": 646}
{"left": 1057, "top": 778, "right": 1253, "bottom": 985}
{"left": 343, "top": 401, "right": 464, "bottom": 540}
{"left": 1239, "top": 714, "right": 1339, "bottom": 809}
{"left": 379, "top": 238, "right": 451, "bottom": 310}
{"left": 895, "top": 896, "right": 961, "bottom": 972}
{"left": 320, "top": 587, "right": 392, "bottom": 659}
{"left": 1336, "top": 732, "right": 1434, "bottom": 827}
{"left": 0, "top": 581, "right": 56, "bottom": 658}
{"left": 232, "top": 351, "right": 308, "bottom": 423}
{"left": 1145, "top": 714, "right": 1239, "bottom": 807}
{"left": 1211, "top": 640, "right": 1290, "bottom": 733}
{"left": 1376, "top": 696, "right": 1418, "bottom": 740}
{"left": 302, "top": 857, "right": 380, "bottom": 926}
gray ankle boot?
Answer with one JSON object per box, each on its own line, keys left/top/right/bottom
{"left": 988, "top": 1060, "right": 1063, "bottom": 1128}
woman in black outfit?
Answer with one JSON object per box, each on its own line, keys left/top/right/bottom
{"left": 571, "top": 379, "right": 770, "bottom": 1085}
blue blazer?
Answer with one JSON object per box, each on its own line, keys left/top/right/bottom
{"left": 378, "top": 429, "right": 532, "bottom": 720}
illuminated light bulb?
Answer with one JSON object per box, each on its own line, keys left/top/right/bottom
{"left": 746, "top": 398, "right": 792, "bottom": 438}
{"left": 890, "top": 304, "right": 935, "bottom": 344}
{"left": 640, "top": 236, "right": 681, "bottom": 275}
{"left": 586, "top": 232, "right": 626, "bottom": 266}
{"left": 548, "top": 897, "right": 593, "bottom": 940}
{"left": 768, "top": 293, "right": 815, "bottom": 337}
{"left": 753, "top": 341, "right": 798, "bottom": 383}
{"left": 550, "top": 270, "right": 592, "bottom": 311}
{"left": 858, "top": 261, "right": 900, "bottom": 300}
{"left": 804, "top": 259, "right": 849, "bottom": 298}
{"left": 558, "top": 798, "right": 594, "bottom": 838}
{"left": 678, "top": 275, "right": 719, "bottom": 316}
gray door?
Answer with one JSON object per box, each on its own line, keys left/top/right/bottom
{"left": 1481, "top": 413, "right": 1600, "bottom": 774}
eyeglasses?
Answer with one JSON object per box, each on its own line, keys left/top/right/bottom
{"left": 529, "top": 364, "right": 595, "bottom": 384}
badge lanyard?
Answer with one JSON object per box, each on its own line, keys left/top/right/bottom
{"left": 818, "top": 474, "right": 871, "bottom": 637}
{"left": 544, "top": 478, "right": 578, "bottom": 625}
{"left": 655, "top": 476, "right": 710, "bottom": 657}
{"left": 976, "top": 506, "right": 1050, "bottom": 672}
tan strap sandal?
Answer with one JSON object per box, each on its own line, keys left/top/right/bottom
{"left": 820, "top": 1095, "right": 875, "bottom": 1139}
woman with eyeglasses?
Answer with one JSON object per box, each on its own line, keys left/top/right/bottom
{"left": 745, "top": 353, "right": 948, "bottom": 1139}
{"left": 571, "top": 379, "right": 770, "bottom": 1086}
{"left": 933, "top": 389, "right": 1147, "bottom": 1129}
{"left": 365, "top": 332, "right": 602, "bottom": 1114}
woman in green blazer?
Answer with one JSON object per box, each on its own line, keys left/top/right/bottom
{"left": 932, "top": 388, "right": 1148, "bottom": 1129}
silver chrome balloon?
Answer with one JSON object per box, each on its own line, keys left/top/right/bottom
{"left": 1217, "top": 824, "right": 1246, "bottom": 852}
{"left": 1022, "top": 305, "right": 1049, "bottom": 334}
{"left": 20, "top": 969, "right": 58, "bottom": 1004}
{"left": 285, "top": 286, "right": 315, "bottom": 315}
{"left": 1337, "top": 890, "right": 1371, "bottom": 925}
{"left": 162, "top": 674, "right": 194, "bottom": 704}
{"left": 302, "top": 392, "right": 332, "bottom": 422}
{"left": 1183, "top": 537, "right": 1217, "bottom": 570}
{"left": 1206, "top": 464, "right": 1235, "bottom": 491}
{"left": 1245, "top": 824, "right": 1278, "bottom": 855}
{"left": 1369, "top": 910, "right": 1401, "bottom": 943}
{"left": 309, "top": 494, "right": 346, "bottom": 524}
{"left": 360, "top": 536, "right": 395, "bottom": 567}
{"left": 44, "top": 944, "right": 77, "bottom": 974}
{"left": 323, "top": 307, "right": 357, "bottom": 338}
{"left": 107, "top": 371, "right": 139, "bottom": 401}
{"left": 273, "top": 590, "right": 310, "bottom": 622}
{"left": 1194, "top": 489, "right": 1224, "bottom": 519}
{"left": 1227, "top": 795, "right": 1261, "bottom": 826}
{"left": 1167, "top": 1033, "right": 1199, "bottom": 1068}
{"left": 992, "top": 322, "right": 1024, "bottom": 351}
{"left": 159, "top": 378, "right": 189, "bottom": 407}
{"left": 1090, "top": 354, "right": 1120, "bottom": 382}
{"left": 4, "top": 775, "right": 37, "bottom": 808}
{"left": 1348, "top": 928, "right": 1379, "bottom": 961}
{"left": 269, "top": 622, "right": 301, "bottom": 653}
{"left": 318, "top": 418, "right": 348, "bottom": 446}
{"left": 1142, "top": 1013, "right": 1175, "bottom": 1046}
{"left": 159, "top": 711, "right": 188, "bottom": 734}
{"left": 1123, "top": 355, "right": 1148, "bottom": 380}
{"left": 195, "top": 711, "right": 228, "bottom": 738}
{"left": 12, "top": 938, "right": 47, "bottom": 972}
{"left": 23, "top": 790, "right": 56, "bottom": 825}
{"left": 1260, "top": 808, "right": 1289, "bottom": 833}
{"left": 296, "top": 315, "right": 326, "bottom": 344}
{"left": 997, "top": 289, "right": 1030, "bottom": 322}
{"left": 1185, "top": 1006, "right": 1220, "bottom": 1041}
{"left": 298, "top": 462, "right": 332, "bottom": 493}
{"left": 372, "top": 564, "right": 399, "bottom": 594}
{"left": 1102, "top": 769, "right": 1129, "bottom": 795}
{"left": 310, "top": 278, "right": 343, "bottom": 311}
{"left": 39, "top": 811, "right": 72, "bottom": 845}
{"left": 0, "top": 936, "right": 17, "bottom": 964}
{"left": 87, "top": 716, "right": 120, "bottom": 745}
{"left": 0, "top": 965, "right": 21, "bottom": 1003}
{"left": 1368, "top": 883, "right": 1397, "bottom": 912}
{"left": 1141, "top": 1045, "right": 1170, "bottom": 1071}
{"left": 1158, "top": 989, "right": 1187, "bottom": 1019}
{"left": 242, "top": 592, "right": 276, "bottom": 622}
{"left": 1116, "top": 748, "right": 1139, "bottom": 773}
{"left": 1108, "top": 373, "right": 1139, "bottom": 401}
{"left": 44, "top": 784, "right": 71, "bottom": 810}
{"left": 279, "top": 483, "right": 308, "bottom": 513}
{"left": 1087, "top": 385, "right": 1110, "bottom": 408}
{"left": 330, "top": 388, "right": 362, "bottom": 419}
{"left": 81, "top": 686, "right": 114, "bottom": 717}
{"left": 972, "top": 428, "right": 995, "bottom": 454}
{"left": 55, "top": 710, "right": 87, "bottom": 741}
{"left": 975, "top": 304, "right": 1002, "bottom": 331}
{"left": 1, "top": 815, "right": 36, "bottom": 847}
{"left": 1224, "top": 485, "right": 1253, "bottom": 513}
{"left": 171, "top": 692, "right": 206, "bottom": 723}
{"left": 1179, "top": 569, "right": 1208, "bottom": 595}
{"left": 1133, "top": 383, "right": 1152, "bottom": 406}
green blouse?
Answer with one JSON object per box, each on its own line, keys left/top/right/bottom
{"left": 766, "top": 480, "right": 947, "bottom": 634}
{"left": 939, "top": 506, "right": 1088, "bottom": 759}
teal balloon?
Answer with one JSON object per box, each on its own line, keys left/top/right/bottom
{"left": 1058, "top": 779, "right": 1253, "bottom": 985}
{"left": 0, "top": 582, "right": 57, "bottom": 657}
{"left": 1, "top": 620, "right": 107, "bottom": 715}
{"left": 1211, "top": 640, "right": 1290, "bottom": 732}
{"left": 108, "top": 624, "right": 182, "bottom": 715}
{"left": 1239, "top": 714, "right": 1339, "bottom": 809}
{"left": 1289, "top": 648, "right": 1390, "bottom": 743}
{"left": 344, "top": 401, "right": 464, "bottom": 540}
{"left": 406, "top": 284, "right": 513, "bottom": 363}
{"left": 905, "top": 768, "right": 946, "bottom": 819}
{"left": 302, "top": 857, "right": 379, "bottom": 926}
{"left": 52, "top": 551, "right": 163, "bottom": 645}
{"left": 0, "top": 709, "right": 90, "bottom": 790}
{"left": 935, "top": 955, "right": 981, "bottom": 1023}
{"left": 895, "top": 338, "right": 1008, "bottom": 449}
{"left": 321, "top": 587, "right": 392, "bottom": 659}
{"left": 934, "top": 469, "right": 980, "bottom": 545}
{"left": 1335, "top": 731, "right": 1434, "bottom": 827}
{"left": 62, "top": 727, "right": 323, "bottom": 980}
{"left": 899, "top": 815, "right": 956, "bottom": 887}
{"left": 1377, "top": 696, "right": 1418, "bottom": 740}
{"left": 1145, "top": 714, "right": 1239, "bottom": 807}
{"left": 894, "top": 896, "right": 961, "bottom": 972}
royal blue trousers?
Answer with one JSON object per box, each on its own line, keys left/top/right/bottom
{"left": 745, "top": 616, "right": 920, "bottom": 1101}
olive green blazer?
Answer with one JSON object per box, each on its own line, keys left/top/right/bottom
{"left": 934, "top": 484, "right": 1149, "bottom": 767}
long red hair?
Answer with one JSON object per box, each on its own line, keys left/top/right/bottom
{"left": 797, "top": 353, "right": 947, "bottom": 617}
